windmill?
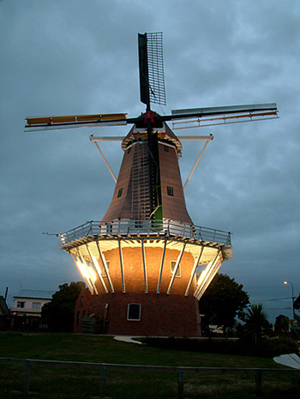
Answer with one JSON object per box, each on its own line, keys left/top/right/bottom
{"left": 25, "top": 32, "right": 278, "bottom": 336}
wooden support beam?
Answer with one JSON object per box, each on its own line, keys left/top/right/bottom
{"left": 95, "top": 241, "right": 114, "bottom": 293}
{"left": 157, "top": 238, "right": 168, "bottom": 294}
{"left": 118, "top": 239, "right": 126, "bottom": 293}
{"left": 167, "top": 242, "right": 186, "bottom": 294}
{"left": 70, "top": 252, "right": 91, "bottom": 292}
{"left": 141, "top": 239, "right": 148, "bottom": 293}
{"left": 185, "top": 246, "right": 204, "bottom": 296}
{"left": 86, "top": 244, "right": 108, "bottom": 294}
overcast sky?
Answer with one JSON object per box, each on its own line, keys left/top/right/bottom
{"left": 1, "top": 0, "right": 299, "bottom": 323}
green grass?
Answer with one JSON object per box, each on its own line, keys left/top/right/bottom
{"left": 0, "top": 332, "right": 299, "bottom": 399}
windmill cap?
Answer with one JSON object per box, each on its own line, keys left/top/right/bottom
{"left": 122, "top": 122, "right": 182, "bottom": 153}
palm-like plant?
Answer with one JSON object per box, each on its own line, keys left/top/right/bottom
{"left": 243, "top": 303, "right": 270, "bottom": 344}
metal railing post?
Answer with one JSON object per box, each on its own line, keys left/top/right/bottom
{"left": 22, "top": 359, "right": 31, "bottom": 395}
{"left": 177, "top": 368, "right": 184, "bottom": 399}
{"left": 255, "top": 369, "right": 262, "bottom": 396}
{"left": 99, "top": 364, "right": 107, "bottom": 397}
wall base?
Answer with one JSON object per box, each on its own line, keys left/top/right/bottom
{"left": 74, "top": 290, "right": 201, "bottom": 337}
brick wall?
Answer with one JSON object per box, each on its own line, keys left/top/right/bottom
{"left": 74, "top": 245, "right": 201, "bottom": 336}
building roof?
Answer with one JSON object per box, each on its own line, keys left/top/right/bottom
{"left": 14, "top": 289, "right": 55, "bottom": 300}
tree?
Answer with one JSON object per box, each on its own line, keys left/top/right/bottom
{"left": 274, "top": 314, "right": 290, "bottom": 333}
{"left": 42, "top": 281, "right": 85, "bottom": 332}
{"left": 199, "top": 273, "right": 250, "bottom": 334}
{"left": 243, "top": 303, "right": 270, "bottom": 344}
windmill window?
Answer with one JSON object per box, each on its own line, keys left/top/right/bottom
{"left": 127, "top": 303, "right": 141, "bottom": 321}
{"left": 171, "top": 261, "right": 181, "bottom": 277}
{"left": 167, "top": 186, "right": 174, "bottom": 196}
{"left": 127, "top": 147, "right": 131, "bottom": 154}
{"left": 117, "top": 188, "right": 123, "bottom": 198}
{"left": 164, "top": 145, "right": 169, "bottom": 152}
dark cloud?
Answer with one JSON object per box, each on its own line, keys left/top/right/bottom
{"left": 1, "top": 0, "right": 299, "bottom": 322}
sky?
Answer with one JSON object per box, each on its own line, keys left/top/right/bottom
{"left": 1, "top": 0, "right": 299, "bottom": 323}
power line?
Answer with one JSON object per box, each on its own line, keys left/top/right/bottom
{"left": 252, "top": 297, "right": 291, "bottom": 302}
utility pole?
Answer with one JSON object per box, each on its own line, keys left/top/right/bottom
{"left": 284, "top": 281, "right": 295, "bottom": 319}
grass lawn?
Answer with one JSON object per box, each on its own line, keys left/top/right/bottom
{"left": 0, "top": 332, "right": 299, "bottom": 398}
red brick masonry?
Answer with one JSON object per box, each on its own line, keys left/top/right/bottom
{"left": 74, "top": 246, "right": 201, "bottom": 336}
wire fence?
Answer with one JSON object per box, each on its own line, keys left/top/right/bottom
{"left": 0, "top": 357, "right": 299, "bottom": 397}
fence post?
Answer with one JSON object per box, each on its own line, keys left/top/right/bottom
{"left": 255, "top": 369, "right": 262, "bottom": 396}
{"left": 177, "top": 368, "right": 184, "bottom": 399}
{"left": 99, "top": 364, "right": 107, "bottom": 397}
{"left": 22, "top": 360, "right": 31, "bottom": 395}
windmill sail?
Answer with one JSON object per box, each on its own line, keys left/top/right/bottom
{"left": 25, "top": 113, "right": 127, "bottom": 132}
{"left": 138, "top": 32, "right": 166, "bottom": 109}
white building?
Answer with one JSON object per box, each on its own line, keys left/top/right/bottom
{"left": 10, "top": 289, "right": 55, "bottom": 330}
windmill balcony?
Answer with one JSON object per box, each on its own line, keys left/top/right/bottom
{"left": 59, "top": 219, "right": 231, "bottom": 250}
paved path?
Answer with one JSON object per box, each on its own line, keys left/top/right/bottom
{"left": 274, "top": 353, "right": 300, "bottom": 369}
{"left": 114, "top": 335, "right": 142, "bottom": 345}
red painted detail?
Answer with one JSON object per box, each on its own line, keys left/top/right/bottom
{"left": 143, "top": 110, "right": 156, "bottom": 124}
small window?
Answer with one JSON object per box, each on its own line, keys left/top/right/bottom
{"left": 117, "top": 188, "right": 123, "bottom": 198}
{"left": 171, "top": 261, "right": 181, "bottom": 277}
{"left": 32, "top": 302, "right": 41, "bottom": 310}
{"left": 164, "top": 145, "right": 169, "bottom": 152}
{"left": 17, "top": 301, "right": 25, "bottom": 308}
{"left": 167, "top": 186, "right": 174, "bottom": 196}
{"left": 127, "top": 303, "right": 141, "bottom": 321}
{"left": 127, "top": 147, "right": 131, "bottom": 154}
{"left": 103, "top": 260, "right": 110, "bottom": 277}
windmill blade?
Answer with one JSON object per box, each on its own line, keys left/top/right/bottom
{"left": 138, "top": 33, "right": 150, "bottom": 108}
{"left": 169, "top": 103, "right": 278, "bottom": 130}
{"left": 25, "top": 113, "right": 128, "bottom": 132}
{"left": 138, "top": 32, "right": 166, "bottom": 109}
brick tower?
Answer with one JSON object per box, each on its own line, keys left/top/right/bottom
{"left": 61, "top": 119, "right": 232, "bottom": 336}
{"left": 25, "top": 32, "right": 277, "bottom": 336}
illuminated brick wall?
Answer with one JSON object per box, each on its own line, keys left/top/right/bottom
{"left": 74, "top": 246, "right": 201, "bottom": 336}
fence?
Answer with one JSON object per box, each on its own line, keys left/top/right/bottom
{"left": 0, "top": 357, "right": 299, "bottom": 398}
{"left": 59, "top": 219, "right": 232, "bottom": 247}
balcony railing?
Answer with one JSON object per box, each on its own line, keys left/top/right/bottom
{"left": 59, "top": 219, "right": 231, "bottom": 247}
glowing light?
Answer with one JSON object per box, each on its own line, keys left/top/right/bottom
{"left": 88, "top": 267, "right": 97, "bottom": 282}
{"left": 76, "top": 260, "right": 89, "bottom": 278}
{"left": 92, "top": 255, "right": 102, "bottom": 275}
{"left": 197, "top": 261, "right": 211, "bottom": 286}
